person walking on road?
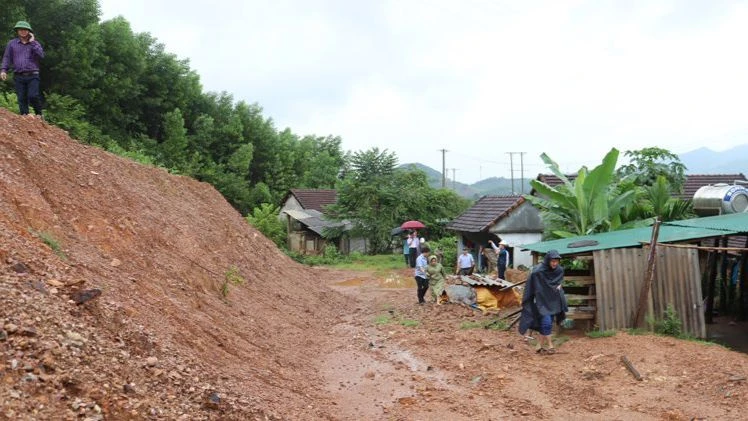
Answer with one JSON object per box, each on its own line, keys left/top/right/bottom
{"left": 518, "top": 249, "right": 568, "bottom": 355}
{"left": 1, "top": 21, "right": 44, "bottom": 118}
{"left": 456, "top": 248, "right": 475, "bottom": 275}
{"left": 426, "top": 255, "right": 447, "bottom": 304}
{"left": 414, "top": 246, "right": 430, "bottom": 304}
{"left": 489, "top": 240, "right": 510, "bottom": 280}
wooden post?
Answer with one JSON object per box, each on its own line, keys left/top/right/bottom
{"left": 719, "top": 236, "right": 729, "bottom": 316}
{"left": 633, "top": 219, "right": 661, "bottom": 328}
{"left": 621, "top": 355, "right": 643, "bottom": 381}
{"left": 740, "top": 237, "right": 748, "bottom": 321}
{"left": 705, "top": 237, "right": 720, "bottom": 324}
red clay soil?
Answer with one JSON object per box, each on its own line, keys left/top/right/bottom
{"left": 1, "top": 108, "right": 748, "bottom": 420}
{"left": 0, "top": 109, "right": 353, "bottom": 420}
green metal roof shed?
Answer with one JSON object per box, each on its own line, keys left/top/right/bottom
{"left": 665, "top": 212, "right": 748, "bottom": 233}
{"left": 520, "top": 225, "right": 738, "bottom": 256}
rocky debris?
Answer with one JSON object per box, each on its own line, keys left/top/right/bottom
{"left": 0, "top": 109, "right": 350, "bottom": 420}
{"left": 11, "top": 262, "right": 29, "bottom": 273}
{"left": 146, "top": 356, "right": 158, "bottom": 367}
{"left": 70, "top": 288, "right": 101, "bottom": 305}
{"left": 205, "top": 391, "right": 221, "bottom": 409}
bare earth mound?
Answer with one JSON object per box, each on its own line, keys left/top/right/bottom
{"left": 0, "top": 109, "right": 352, "bottom": 420}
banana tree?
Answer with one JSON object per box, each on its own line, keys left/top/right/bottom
{"left": 525, "top": 148, "right": 640, "bottom": 239}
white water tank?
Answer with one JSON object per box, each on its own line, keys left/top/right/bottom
{"left": 692, "top": 184, "right": 748, "bottom": 216}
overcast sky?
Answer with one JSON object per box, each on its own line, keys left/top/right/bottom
{"left": 98, "top": 0, "right": 748, "bottom": 184}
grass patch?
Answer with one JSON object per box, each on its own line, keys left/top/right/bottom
{"left": 321, "top": 253, "right": 405, "bottom": 274}
{"left": 553, "top": 335, "right": 571, "bottom": 347}
{"left": 460, "top": 318, "right": 509, "bottom": 331}
{"left": 374, "top": 314, "right": 393, "bottom": 325}
{"left": 220, "top": 265, "right": 246, "bottom": 299}
{"left": 460, "top": 321, "right": 483, "bottom": 330}
{"left": 483, "top": 319, "right": 509, "bottom": 331}
{"left": 586, "top": 329, "right": 617, "bottom": 338}
{"left": 626, "top": 328, "right": 649, "bottom": 336}
{"left": 399, "top": 319, "right": 420, "bottom": 327}
{"left": 33, "top": 230, "right": 67, "bottom": 260}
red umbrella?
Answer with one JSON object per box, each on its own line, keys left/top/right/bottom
{"left": 401, "top": 220, "right": 426, "bottom": 229}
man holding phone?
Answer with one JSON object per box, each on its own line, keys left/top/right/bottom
{"left": 1, "top": 21, "right": 45, "bottom": 118}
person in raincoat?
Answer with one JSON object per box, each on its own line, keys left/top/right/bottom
{"left": 425, "top": 255, "right": 446, "bottom": 304}
{"left": 518, "top": 249, "right": 567, "bottom": 354}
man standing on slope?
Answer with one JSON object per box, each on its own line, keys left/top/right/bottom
{"left": 1, "top": 21, "right": 44, "bottom": 118}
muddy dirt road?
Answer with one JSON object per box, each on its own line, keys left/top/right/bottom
{"left": 314, "top": 268, "right": 748, "bottom": 421}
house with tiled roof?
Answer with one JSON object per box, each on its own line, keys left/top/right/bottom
{"left": 281, "top": 189, "right": 337, "bottom": 213}
{"left": 534, "top": 173, "right": 748, "bottom": 200}
{"left": 279, "top": 189, "right": 366, "bottom": 255}
{"left": 446, "top": 195, "right": 543, "bottom": 269}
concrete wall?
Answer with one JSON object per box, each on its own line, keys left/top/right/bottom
{"left": 494, "top": 232, "right": 542, "bottom": 268}
{"left": 491, "top": 201, "right": 543, "bottom": 233}
{"left": 279, "top": 196, "right": 303, "bottom": 220}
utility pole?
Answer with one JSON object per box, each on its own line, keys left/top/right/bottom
{"left": 438, "top": 149, "right": 448, "bottom": 188}
{"left": 507, "top": 152, "right": 527, "bottom": 195}
{"left": 507, "top": 152, "right": 515, "bottom": 194}
{"left": 450, "top": 168, "right": 458, "bottom": 190}
{"left": 519, "top": 152, "right": 526, "bottom": 194}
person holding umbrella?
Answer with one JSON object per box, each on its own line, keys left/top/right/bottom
{"left": 402, "top": 220, "right": 425, "bottom": 268}
{"left": 407, "top": 231, "right": 420, "bottom": 268}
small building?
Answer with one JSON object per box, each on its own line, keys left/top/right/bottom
{"left": 279, "top": 189, "right": 367, "bottom": 255}
{"left": 446, "top": 195, "right": 543, "bottom": 269}
{"left": 520, "top": 212, "right": 748, "bottom": 338}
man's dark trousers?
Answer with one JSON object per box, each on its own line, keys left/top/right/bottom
{"left": 14, "top": 73, "right": 42, "bottom": 115}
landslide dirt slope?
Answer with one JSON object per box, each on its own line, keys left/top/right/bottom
{"left": 0, "top": 109, "right": 351, "bottom": 420}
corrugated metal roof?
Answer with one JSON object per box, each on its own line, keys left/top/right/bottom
{"left": 284, "top": 209, "right": 312, "bottom": 221}
{"left": 284, "top": 209, "right": 349, "bottom": 235}
{"left": 665, "top": 212, "right": 748, "bottom": 233}
{"left": 521, "top": 224, "right": 736, "bottom": 255}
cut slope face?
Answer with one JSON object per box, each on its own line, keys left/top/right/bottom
{"left": 0, "top": 109, "right": 349, "bottom": 420}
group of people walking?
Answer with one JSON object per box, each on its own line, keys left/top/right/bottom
{"left": 409, "top": 235, "right": 567, "bottom": 355}
{"left": 413, "top": 246, "right": 448, "bottom": 304}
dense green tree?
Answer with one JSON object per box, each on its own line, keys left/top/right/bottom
{"left": 246, "top": 203, "right": 286, "bottom": 248}
{"left": 329, "top": 148, "right": 470, "bottom": 252}
{"left": 526, "top": 148, "right": 639, "bottom": 238}
{"left": 617, "top": 147, "right": 687, "bottom": 193}
{"left": 159, "top": 108, "right": 189, "bottom": 170}
{"left": 0, "top": 3, "right": 350, "bottom": 220}
{"left": 621, "top": 175, "right": 695, "bottom": 223}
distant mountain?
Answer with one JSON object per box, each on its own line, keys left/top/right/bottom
{"left": 680, "top": 145, "right": 748, "bottom": 174}
{"left": 398, "top": 163, "right": 531, "bottom": 200}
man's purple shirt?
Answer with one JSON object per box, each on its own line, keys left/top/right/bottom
{"left": 1, "top": 38, "right": 44, "bottom": 73}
